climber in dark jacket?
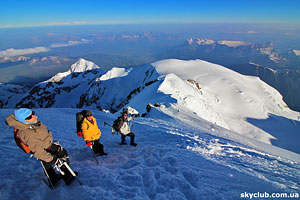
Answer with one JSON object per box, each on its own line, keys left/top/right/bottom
{"left": 115, "top": 110, "right": 137, "bottom": 146}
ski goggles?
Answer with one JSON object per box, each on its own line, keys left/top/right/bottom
{"left": 25, "top": 111, "right": 35, "bottom": 120}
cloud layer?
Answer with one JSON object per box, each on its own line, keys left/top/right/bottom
{"left": 0, "top": 39, "right": 90, "bottom": 58}
{"left": 0, "top": 47, "right": 49, "bottom": 58}
{"left": 248, "top": 30, "right": 257, "bottom": 34}
{"left": 50, "top": 39, "right": 89, "bottom": 48}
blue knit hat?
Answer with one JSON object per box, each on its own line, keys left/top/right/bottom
{"left": 14, "top": 108, "right": 32, "bottom": 123}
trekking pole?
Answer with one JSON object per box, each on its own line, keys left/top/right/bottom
{"left": 40, "top": 161, "right": 61, "bottom": 198}
{"left": 89, "top": 146, "right": 99, "bottom": 164}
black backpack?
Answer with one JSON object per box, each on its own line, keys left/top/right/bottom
{"left": 112, "top": 117, "right": 121, "bottom": 132}
{"left": 76, "top": 110, "right": 90, "bottom": 133}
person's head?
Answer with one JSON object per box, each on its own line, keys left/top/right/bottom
{"left": 14, "top": 108, "right": 37, "bottom": 124}
{"left": 122, "top": 110, "right": 128, "bottom": 119}
{"left": 84, "top": 110, "right": 93, "bottom": 120}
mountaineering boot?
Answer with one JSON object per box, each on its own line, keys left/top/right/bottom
{"left": 130, "top": 142, "right": 137, "bottom": 146}
{"left": 130, "top": 136, "right": 137, "bottom": 146}
{"left": 46, "top": 167, "right": 62, "bottom": 186}
{"left": 98, "top": 143, "right": 108, "bottom": 156}
{"left": 60, "top": 165, "right": 77, "bottom": 185}
{"left": 64, "top": 171, "right": 79, "bottom": 185}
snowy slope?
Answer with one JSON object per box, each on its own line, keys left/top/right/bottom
{"left": 16, "top": 61, "right": 158, "bottom": 112}
{"left": 17, "top": 59, "right": 104, "bottom": 108}
{"left": 11, "top": 58, "right": 300, "bottom": 155}
{"left": 1, "top": 55, "right": 300, "bottom": 199}
{"left": 0, "top": 108, "right": 299, "bottom": 200}
{"left": 150, "top": 60, "right": 299, "bottom": 142}
{"left": 81, "top": 64, "right": 158, "bottom": 112}
{"left": 126, "top": 59, "right": 300, "bottom": 154}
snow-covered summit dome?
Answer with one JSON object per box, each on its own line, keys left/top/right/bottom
{"left": 47, "top": 58, "right": 100, "bottom": 82}
{"left": 70, "top": 58, "right": 99, "bottom": 73}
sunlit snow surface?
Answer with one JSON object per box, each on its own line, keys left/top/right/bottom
{"left": 1, "top": 108, "right": 299, "bottom": 200}
{"left": 1, "top": 58, "right": 300, "bottom": 199}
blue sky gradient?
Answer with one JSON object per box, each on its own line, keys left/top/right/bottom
{"left": 1, "top": 0, "right": 300, "bottom": 28}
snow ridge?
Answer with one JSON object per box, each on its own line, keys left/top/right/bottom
{"left": 48, "top": 58, "right": 100, "bottom": 82}
{"left": 6, "top": 58, "right": 300, "bottom": 154}
{"left": 70, "top": 58, "right": 99, "bottom": 73}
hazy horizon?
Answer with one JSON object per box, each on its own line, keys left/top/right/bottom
{"left": 1, "top": 23, "right": 300, "bottom": 52}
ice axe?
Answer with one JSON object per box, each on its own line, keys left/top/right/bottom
{"left": 104, "top": 122, "right": 112, "bottom": 127}
{"left": 104, "top": 122, "right": 118, "bottom": 135}
{"left": 130, "top": 116, "right": 135, "bottom": 129}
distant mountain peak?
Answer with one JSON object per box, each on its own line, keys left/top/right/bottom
{"left": 187, "top": 37, "right": 252, "bottom": 47}
{"left": 218, "top": 40, "right": 251, "bottom": 47}
{"left": 69, "top": 58, "right": 99, "bottom": 73}
{"left": 293, "top": 49, "right": 300, "bottom": 56}
{"left": 0, "top": 56, "right": 30, "bottom": 63}
{"left": 185, "top": 38, "right": 283, "bottom": 63}
{"left": 187, "top": 38, "right": 215, "bottom": 45}
{"left": 47, "top": 58, "right": 100, "bottom": 82}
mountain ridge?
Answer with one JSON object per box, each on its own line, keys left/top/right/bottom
{"left": 4, "top": 58, "right": 298, "bottom": 152}
{"left": 47, "top": 58, "right": 101, "bottom": 82}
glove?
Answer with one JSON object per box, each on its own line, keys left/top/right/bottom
{"left": 77, "top": 132, "right": 82, "bottom": 137}
{"left": 57, "top": 148, "right": 68, "bottom": 158}
{"left": 86, "top": 141, "right": 92, "bottom": 147}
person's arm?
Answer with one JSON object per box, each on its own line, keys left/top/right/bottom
{"left": 20, "top": 130, "right": 53, "bottom": 162}
{"left": 93, "top": 117, "right": 101, "bottom": 137}
{"left": 5, "top": 114, "right": 15, "bottom": 126}
{"left": 128, "top": 116, "right": 133, "bottom": 121}
{"left": 81, "top": 121, "right": 89, "bottom": 141}
{"left": 6, "top": 114, "right": 23, "bottom": 127}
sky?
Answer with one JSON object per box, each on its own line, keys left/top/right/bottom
{"left": 0, "top": 0, "right": 300, "bottom": 28}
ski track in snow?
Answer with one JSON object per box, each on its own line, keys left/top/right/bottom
{"left": 0, "top": 108, "right": 300, "bottom": 200}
